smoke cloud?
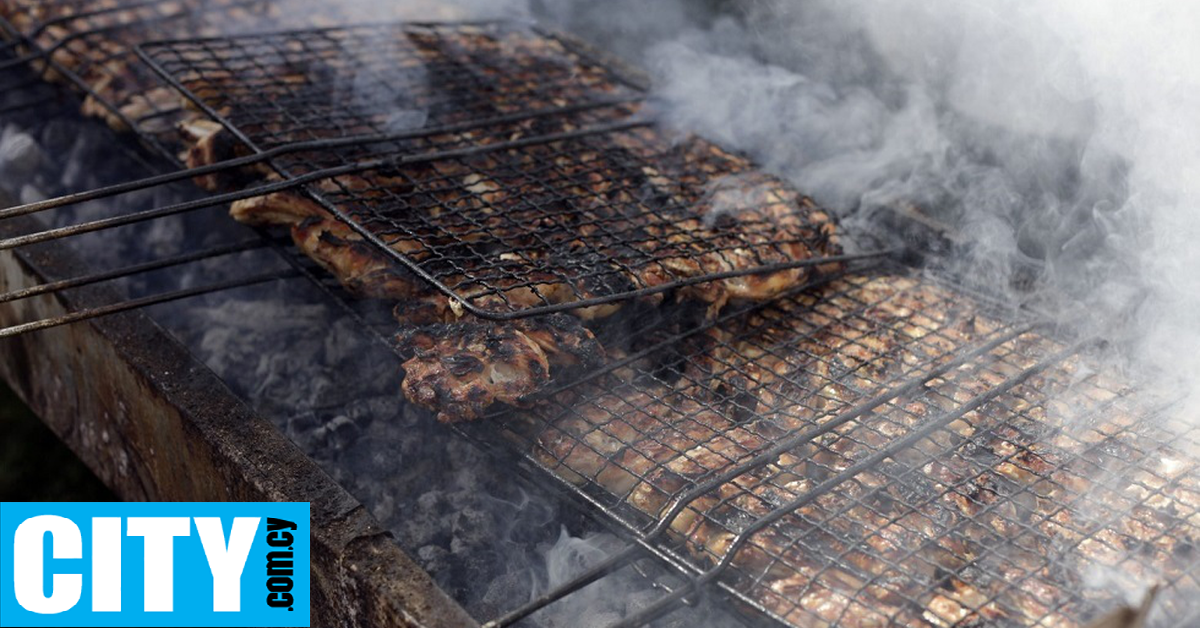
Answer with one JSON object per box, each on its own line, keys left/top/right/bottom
{"left": 510, "top": 0, "right": 1200, "bottom": 421}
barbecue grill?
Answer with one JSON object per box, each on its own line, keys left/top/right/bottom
{"left": 0, "top": 2, "right": 1196, "bottom": 627}
{"left": 0, "top": 0, "right": 283, "bottom": 153}
{"left": 136, "top": 22, "right": 882, "bottom": 320}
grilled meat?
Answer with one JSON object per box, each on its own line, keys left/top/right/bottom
{"left": 181, "top": 31, "right": 841, "bottom": 319}
{"left": 536, "top": 386, "right": 753, "bottom": 494}
{"left": 530, "top": 270, "right": 1200, "bottom": 627}
{"left": 693, "top": 172, "right": 839, "bottom": 301}
{"left": 177, "top": 119, "right": 270, "bottom": 190}
{"left": 400, "top": 314, "right": 605, "bottom": 423}
{"left": 401, "top": 322, "right": 550, "bottom": 424}
{"left": 229, "top": 190, "right": 326, "bottom": 227}
{"left": 230, "top": 184, "right": 612, "bottom": 419}
{"left": 126, "top": 21, "right": 847, "bottom": 344}
{"left": 0, "top": 0, "right": 249, "bottom": 134}
{"left": 191, "top": 23, "right": 846, "bottom": 423}
{"left": 291, "top": 216, "right": 423, "bottom": 300}
{"left": 616, "top": 133, "right": 842, "bottom": 312}
{"left": 0, "top": 0, "right": 464, "bottom": 136}
{"left": 302, "top": 128, "right": 843, "bottom": 319}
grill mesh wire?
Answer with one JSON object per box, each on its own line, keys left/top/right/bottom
{"left": 0, "top": 0, "right": 456, "bottom": 158}
{"left": 0, "top": 0, "right": 279, "bottom": 157}
{"left": 489, "top": 266, "right": 1200, "bottom": 626}
{"left": 139, "top": 22, "right": 849, "bottom": 319}
{"left": 1, "top": 3, "right": 1196, "bottom": 624}
{"left": 145, "top": 22, "right": 643, "bottom": 159}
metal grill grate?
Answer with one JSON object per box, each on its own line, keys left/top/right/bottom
{"left": 4, "top": 8, "right": 1191, "bottom": 625}
{"left": 142, "top": 21, "right": 645, "bottom": 159}
{"left": 475, "top": 266, "right": 1200, "bottom": 627}
{"left": 0, "top": 0, "right": 459, "bottom": 158}
{"left": 138, "top": 23, "right": 880, "bottom": 320}
{"left": 0, "top": 0, "right": 283, "bottom": 158}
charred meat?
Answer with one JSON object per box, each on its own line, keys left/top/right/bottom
{"left": 400, "top": 314, "right": 605, "bottom": 423}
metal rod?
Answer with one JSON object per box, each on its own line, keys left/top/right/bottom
{"left": 521, "top": 269, "right": 856, "bottom": 404}
{"left": 0, "top": 268, "right": 298, "bottom": 339}
{"left": 607, "top": 339, "right": 1094, "bottom": 628}
{"left": 0, "top": 240, "right": 265, "bottom": 303}
{"left": 0, "top": 48, "right": 46, "bottom": 72}
{"left": 0, "top": 97, "right": 642, "bottom": 221}
{"left": 0, "top": 94, "right": 56, "bottom": 114}
{"left": 482, "top": 546, "right": 644, "bottom": 628}
{"left": 478, "top": 250, "right": 900, "bottom": 322}
{"left": 0, "top": 118, "right": 651, "bottom": 250}
{"left": 0, "top": 180, "right": 299, "bottom": 250}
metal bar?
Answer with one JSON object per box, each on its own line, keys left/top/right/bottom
{"left": 0, "top": 14, "right": 26, "bottom": 43}
{"left": 0, "top": 94, "right": 57, "bottom": 114}
{"left": 0, "top": 179, "right": 301, "bottom": 250}
{"left": 482, "top": 546, "right": 644, "bottom": 628}
{"left": 0, "top": 119, "right": 651, "bottom": 250}
{"left": 0, "top": 96, "right": 643, "bottom": 221}
{"left": 607, "top": 339, "right": 1094, "bottom": 628}
{"left": 480, "top": 250, "right": 902, "bottom": 322}
{"left": 0, "top": 268, "right": 298, "bottom": 339}
{"left": 0, "top": 239, "right": 265, "bottom": 303}
{"left": 518, "top": 268, "right": 857, "bottom": 405}
{"left": 0, "top": 48, "right": 47, "bottom": 72}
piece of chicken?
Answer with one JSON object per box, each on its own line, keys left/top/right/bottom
{"left": 291, "top": 216, "right": 423, "bottom": 300}
{"left": 177, "top": 119, "right": 272, "bottom": 190}
{"left": 229, "top": 190, "right": 326, "bottom": 227}
{"left": 399, "top": 314, "right": 605, "bottom": 422}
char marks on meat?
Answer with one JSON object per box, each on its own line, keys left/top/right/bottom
{"left": 400, "top": 314, "right": 605, "bottom": 423}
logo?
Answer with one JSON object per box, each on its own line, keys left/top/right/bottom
{"left": 0, "top": 502, "right": 310, "bottom": 627}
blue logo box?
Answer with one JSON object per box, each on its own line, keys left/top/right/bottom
{"left": 0, "top": 502, "right": 309, "bottom": 627}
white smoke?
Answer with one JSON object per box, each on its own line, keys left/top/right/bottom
{"left": 528, "top": 528, "right": 739, "bottom": 628}
{"left": 567, "top": 0, "right": 1200, "bottom": 419}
